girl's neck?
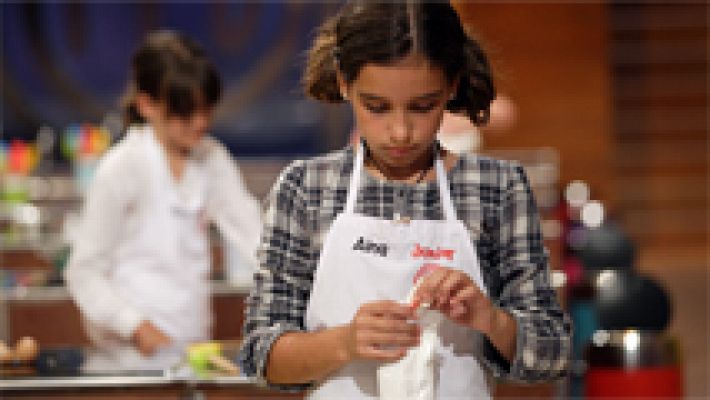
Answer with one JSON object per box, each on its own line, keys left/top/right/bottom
{"left": 364, "top": 144, "right": 437, "bottom": 184}
{"left": 165, "top": 149, "right": 187, "bottom": 181}
{"left": 152, "top": 125, "right": 188, "bottom": 180}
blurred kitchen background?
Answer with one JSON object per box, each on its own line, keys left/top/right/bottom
{"left": 1, "top": 2, "right": 707, "bottom": 399}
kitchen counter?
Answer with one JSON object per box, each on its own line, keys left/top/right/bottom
{"left": 0, "top": 280, "right": 252, "bottom": 303}
{"left": 2, "top": 373, "right": 179, "bottom": 390}
{"left": 0, "top": 371, "right": 303, "bottom": 399}
{"left": 1, "top": 372, "right": 251, "bottom": 390}
{"left": 0, "top": 280, "right": 252, "bottom": 346}
{"left": 0, "top": 371, "right": 557, "bottom": 400}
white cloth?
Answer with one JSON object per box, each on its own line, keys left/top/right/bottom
{"left": 304, "top": 144, "right": 491, "bottom": 399}
{"left": 377, "top": 279, "right": 443, "bottom": 400}
{"left": 65, "top": 125, "right": 262, "bottom": 371}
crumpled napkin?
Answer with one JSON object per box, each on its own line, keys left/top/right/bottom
{"left": 377, "top": 275, "right": 443, "bottom": 400}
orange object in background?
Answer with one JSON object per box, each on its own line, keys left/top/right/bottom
{"left": 6, "top": 140, "right": 37, "bottom": 176}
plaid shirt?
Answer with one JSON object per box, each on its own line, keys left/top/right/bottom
{"left": 238, "top": 145, "right": 571, "bottom": 388}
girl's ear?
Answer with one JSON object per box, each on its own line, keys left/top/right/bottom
{"left": 135, "top": 93, "right": 160, "bottom": 122}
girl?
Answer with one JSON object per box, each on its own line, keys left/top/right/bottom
{"left": 65, "top": 30, "right": 262, "bottom": 372}
{"left": 240, "top": 2, "right": 570, "bottom": 399}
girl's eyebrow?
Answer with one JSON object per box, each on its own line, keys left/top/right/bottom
{"left": 358, "top": 89, "right": 445, "bottom": 102}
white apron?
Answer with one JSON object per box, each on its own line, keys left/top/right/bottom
{"left": 305, "top": 145, "right": 492, "bottom": 399}
{"left": 83, "top": 127, "right": 211, "bottom": 371}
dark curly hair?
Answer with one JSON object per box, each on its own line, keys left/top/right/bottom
{"left": 122, "top": 30, "right": 222, "bottom": 128}
{"left": 303, "top": 1, "right": 495, "bottom": 126}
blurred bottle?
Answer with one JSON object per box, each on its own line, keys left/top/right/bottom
{"left": 1, "top": 139, "right": 36, "bottom": 203}
{"left": 33, "top": 125, "right": 57, "bottom": 175}
{"left": 61, "top": 123, "right": 111, "bottom": 196}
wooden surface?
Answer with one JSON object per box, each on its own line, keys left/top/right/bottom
{"left": 1, "top": 385, "right": 183, "bottom": 400}
{"left": 7, "top": 299, "right": 89, "bottom": 346}
{"left": 609, "top": 3, "right": 708, "bottom": 270}
{"left": 6, "top": 293, "right": 246, "bottom": 346}
{"left": 452, "top": 2, "right": 615, "bottom": 205}
{"left": 1, "top": 385, "right": 303, "bottom": 400}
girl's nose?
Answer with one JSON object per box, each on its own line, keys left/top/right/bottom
{"left": 390, "top": 111, "right": 413, "bottom": 144}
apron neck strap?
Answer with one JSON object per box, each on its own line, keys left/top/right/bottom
{"left": 344, "top": 143, "right": 365, "bottom": 214}
{"left": 344, "top": 141, "right": 457, "bottom": 221}
{"left": 435, "top": 157, "right": 457, "bottom": 221}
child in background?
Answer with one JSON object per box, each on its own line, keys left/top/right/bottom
{"left": 66, "top": 30, "right": 262, "bottom": 372}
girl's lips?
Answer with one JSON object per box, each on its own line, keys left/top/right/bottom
{"left": 385, "top": 146, "right": 415, "bottom": 157}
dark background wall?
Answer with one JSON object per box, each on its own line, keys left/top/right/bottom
{"left": 2, "top": 2, "right": 351, "bottom": 158}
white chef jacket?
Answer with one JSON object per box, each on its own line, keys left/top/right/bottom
{"left": 65, "top": 125, "right": 262, "bottom": 371}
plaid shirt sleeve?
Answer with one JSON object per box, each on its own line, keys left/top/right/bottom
{"left": 237, "top": 160, "right": 315, "bottom": 390}
{"left": 480, "top": 161, "right": 572, "bottom": 382}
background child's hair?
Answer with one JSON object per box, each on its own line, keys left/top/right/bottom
{"left": 303, "top": 1, "right": 495, "bottom": 126}
{"left": 122, "top": 30, "right": 221, "bottom": 128}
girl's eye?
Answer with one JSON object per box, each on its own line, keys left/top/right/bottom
{"left": 364, "top": 103, "right": 390, "bottom": 114}
{"left": 408, "top": 103, "right": 437, "bottom": 113}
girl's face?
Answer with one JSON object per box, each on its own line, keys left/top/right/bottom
{"left": 341, "top": 53, "right": 456, "bottom": 171}
{"left": 139, "top": 94, "right": 213, "bottom": 155}
{"left": 160, "top": 108, "right": 213, "bottom": 154}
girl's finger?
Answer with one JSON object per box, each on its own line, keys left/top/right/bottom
{"left": 360, "top": 346, "right": 408, "bottom": 362}
{"left": 436, "top": 272, "right": 468, "bottom": 307}
{"left": 450, "top": 303, "right": 467, "bottom": 318}
{"left": 364, "top": 301, "right": 415, "bottom": 320}
{"left": 361, "top": 331, "right": 420, "bottom": 348}
{"left": 449, "top": 285, "right": 481, "bottom": 306}
{"left": 414, "top": 268, "right": 450, "bottom": 306}
{"left": 366, "top": 318, "right": 420, "bottom": 335}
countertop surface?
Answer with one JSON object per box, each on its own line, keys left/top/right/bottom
{"left": 0, "top": 280, "right": 252, "bottom": 302}
{"left": 0, "top": 371, "right": 257, "bottom": 390}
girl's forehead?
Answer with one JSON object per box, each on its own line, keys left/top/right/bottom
{"left": 352, "top": 55, "right": 448, "bottom": 100}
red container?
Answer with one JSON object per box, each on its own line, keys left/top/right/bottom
{"left": 585, "top": 330, "right": 683, "bottom": 398}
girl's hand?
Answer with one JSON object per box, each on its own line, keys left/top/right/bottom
{"left": 132, "top": 320, "right": 171, "bottom": 356}
{"left": 412, "top": 267, "right": 497, "bottom": 336}
{"left": 343, "top": 300, "right": 419, "bottom": 362}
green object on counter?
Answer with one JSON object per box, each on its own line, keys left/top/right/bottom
{"left": 1, "top": 174, "right": 30, "bottom": 203}
{"left": 187, "top": 342, "right": 222, "bottom": 376}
